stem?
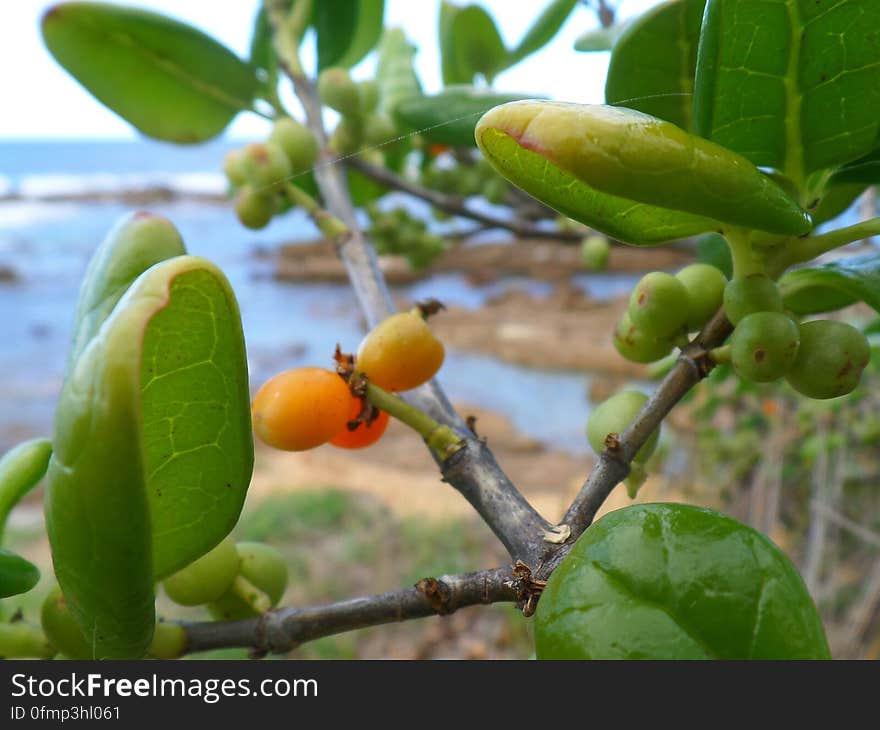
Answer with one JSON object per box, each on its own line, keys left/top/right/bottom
{"left": 282, "top": 182, "right": 349, "bottom": 239}
{"left": 264, "top": 0, "right": 311, "bottom": 76}
{"left": 365, "top": 383, "right": 464, "bottom": 459}
{"left": 726, "top": 228, "right": 764, "bottom": 278}
{"left": 709, "top": 345, "right": 731, "bottom": 364}
{"left": 782, "top": 218, "right": 880, "bottom": 269}
{"left": 180, "top": 567, "right": 522, "bottom": 655}
{"left": 230, "top": 575, "right": 273, "bottom": 614}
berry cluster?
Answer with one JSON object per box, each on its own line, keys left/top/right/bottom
{"left": 419, "top": 156, "right": 508, "bottom": 205}
{"left": 224, "top": 116, "right": 319, "bottom": 229}
{"left": 365, "top": 204, "right": 446, "bottom": 269}
{"left": 251, "top": 309, "right": 445, "bottom": 452}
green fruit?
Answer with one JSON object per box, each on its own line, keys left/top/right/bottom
{"left": 148, "top": 621, "right": 187, "bottom": 659}
{"left": 629, "top": 271, "right": 689, "bottom": 338}
{"left": 268, "top": 117, "right": 318, "bottom": 173}
{"left": 363, "top": 113, "right": 398, "bottom": 147}
{"left": 785, "top": 320, "right": 871, "bottom": 399}
{"left": 329, "top": 117, "right": 363, "bottom": 155}
{"left": 235, "top": 185, "right": 276, "bottom": 229}
{"left": 207, "top": 542, "right": 288, "bottom": 621}
{"left": 730, "top": 312, "right": 800, "bottom": 383}
{"left": 222, "top": 149, "right": 247, "bottom": 187}
{"left": 535, "top": 504, "right": 830, "bottom": 659}
{"left": 41, "top": 586, "right": 96, "bottom": 660}
{"left": 586, "top": 390, "right": 658, "bottom": 463}
{"left": 580, "top": 235, "right": 610, "bottom": 271}
{"left": 723, "top": 274, "right": 782, "bottom": 325}
{"left": 241, "top": 142, "right": 292, "bottom": 190}
{"left": 317, "top": 67, "right": 361, "bottom": 117}
{"left": 613, "top": 312, "right": 674, "bottom": 364}
{"left": 163, "top": 537, "right": 239, "bottom": 607}
{"left": 675, "top": 263, "right": 727, "bottom": 331}
{"left": 359, "top": 79, "right": 380, "bottom": 114}
{"left": 0, "top": 622, "right": 54, "bottom": 659}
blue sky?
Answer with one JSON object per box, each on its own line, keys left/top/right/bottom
{"left": 0, "top": 0, "right": 659, "bottom": 139}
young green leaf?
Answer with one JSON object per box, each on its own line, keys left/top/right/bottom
{"left": 694, "top": 0, "right": 880, "bottom": 181}
{"left": 0, "top": 439, "right": 52, "bottom": 544}
{"left": 606, "top": 0, "right": 706, "bottom": 131}
{"left": 535, "top": 504, "right": 830, "bottom": 659}
{"left": 446, "top": 5, "right": 508, "bottom": 84}
{"left": 376, "top": 28, "right": 423, "bottom": 116}
{"left": 46, "top": 255, "right": 253, "bottom": 658}
{"left": 42, "top": 2, "right": 258, "bottom": 143}
{"left": 395, "top": 87, "right": 534, "bottom": 147}
{"left": 476, "top": 101, "right": 812, "bottom": 236}
{"left": 508, "top": 0, "right": 577, "bottom": 66}
{"left": 779, "top": 253, "right": 880, "bottom": 315}
{"left": 0, "top": 549, "right": 40, "bottom": 599}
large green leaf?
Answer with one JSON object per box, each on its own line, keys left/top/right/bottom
{"left": 476, "top": 101, "right": 812, "bottom": 236}
{"left": 694, "top": 0, "right": 880, "bottom": 180}
{"left": 830, "top": 148, "right": 880, "bottom": 186}
{"left": 536, "top": 504, "right": 830, "bottom": 659}
{"left": 448, "top": 5, "right": 508, "bottom": 84}
{"left": 440, "top": 1, "right": 468, "bottom": 85}
{"left": 0, "top": 439, "right": 52, "bottom": 544}
{"left": 69, "top": 211, "right": 186, "bottom": 368}
{"left": 47, "top": 254, "right": 252, "bottom": 658}
{"left": 42, "top": 2, "right": 258, "bottom": 143}
{"left": 376, "top": 28, "right": 423, "bottom": 116}
{"left": 476, "top": 124, "right": 718, "bottom": 244}
{"left": 395, "top": 87, "right": 534, "bottom": 148}
{"left": 0, "top": 549, "right": 40, "bottom": 599}
{"left": 314, "top": 0, "right": 385, "bottom": 71}
{"left": 606, "top": 0, "right": 706, "bottom": 131}
{"left": 779, "top": 253, "right": 880, "bottom": 314}
{"left": 336, "top": 0, "right": 386, "bottom": 69}
{"left": 508, "top": 0, "right": 577, "bottom": 66}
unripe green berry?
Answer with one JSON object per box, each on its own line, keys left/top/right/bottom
{"left": 223, "top": 149, "right": 247, "bottom": 187}
{"left": 148, "top": 621, "right": 187, "bottom": 659}
{"left": 241, "top": 141, "right": 292, "bottom": 190}
{"left": 363, "top": 113, "right": 398, "bottom": 147}
{"left": 163, "top": 537, "right": 240, "bottom": 606}
{"left": 317, "top": 67, "right": 362, "bottom": 117}
{"left": 235, "top": 186, "right": 276, "bottom": 229}
{"left": 359, "top": 79, "right": 380, "bottom": 113}
{"left": 581, "top": 235, "right": 610, "bottom": 271}
{"left": 785, "top": 320, "right": 870, "bottom": 399}
{"left": 41, "top": 585, "right": 92, "bottom": 659}
{"left": 675, "top": 263, "right": 727, "bottom": 331}
{"left": 207, "top": 542, "right": 288, "bottom": 621}
{"left": 329, "top": 117, "right": 363, "bottom": 155}
{"left": 730, "top": 312, "right": 800, "bottom": 382}
{"left": 613, "top": 312, "right": 674, "bottom": 363}
{"left": 586, "top": 390, "right": 659, "bottom": 463}
{"left": 723, "top": 274, "right": 782, "bottom": 325}
{"left": 268, "top": 117, "right": 318, "bottom": 173}
{"left": 629, "top": 271, "right": 689, "bottom": 338}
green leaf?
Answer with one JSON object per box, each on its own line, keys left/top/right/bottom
{"left": 0, "top": 549, "right": 40, "bottom": 599}
{"left": 42, "top": 2, "right": 259, "bottom": 143}
{"left": 606, "top": 0, "right": 706, "bottom": 131}
{"left": 249, "top": 6, "right": 279, "bottom": 101}
{"left": 396, "top": 87, "right": 534, "bottom": 148}
{"left": 694, "top": 0, "right": 880, "bottom": 180}
{"left": 574, "top": 24, "right": 626, "bottom": 52}
{"left": 508, "top": 0, "right": 577, "bottom": 66}
{"left": 696, "top": 232, "right": 733, "bottom": 278}
{"left": 536, "top": 504, "right": 830, "bottom": 659}
{"left": 439, "top": 1, "right": 468, "bottom": 85}
{"left": 812, "top": 182, "right": 867, "bottom": 225}
{"left": 449, "top": 5, "right": 508, "bottom": 84}
{"left": 47, "top": 253, "right": 252, "bottom": 658}
{"left": 779, "top": 253, "right": 880, "bottom": 314}
{"left": 830, "top": 148, "right": 880, "bottom": 186}
{"left": 0, "top": 439, "right": 52, "bottom": 544}
{"left": 376, "top": 28, "right": 423, "bottom": 116}
{"left": 476, "top": 101, "right": 812, "bottom": 237}
{"left": 69, "top": 211, "right": 186, "bottom": 369}
{"left": 336, "top": 0, "right": 386, "bottom": 69}
{"left": 477, "top": 124, "right": 716, "bottom": 244}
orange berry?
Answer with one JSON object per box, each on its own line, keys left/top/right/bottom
{"left": 330, "top": 397, "right": 390, "bottom": 449}
{"left": 356, "top": 311, "right": 445, "bottom": 392}
{"left": 251, "top": 367, "right": 351, "bottom": 451}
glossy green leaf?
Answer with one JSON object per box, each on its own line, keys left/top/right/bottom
{"left": 47, "top": 254, "right": 252, "bottom": 658}
{"left": 69, "top": 211, "right": 186, "bottom": 368}
{"left": 574, "top": 24, "right": 626, "bottom": 52}
{"left": 450, "top": 5, "right": 507, "bottom": 83}
{"left": 376, "top": 28, "right": 423, "bottom": 116}
{"left": 249, "top": 6, "right": 279, "bottom": 100}
{"left": 42, "top": 2, "right": 258, "bottom": 143}
{"left": 0, "top": 549, "right": 40, "bottom": 599}
{"left": 396, "top": 87, "right": 534, "bottom": 147}
{"left": 336, "top": 0, "right": 386, "bottom": 68}
{"left": 830, "top": 148, "right": 880, "bottom": 186}
{"left": 0, "top": 439, "right": 52, "bottom": 544}
{"left": 536, "top": 504, "right": 830, "bottom": 659}
{"left": 508, "top": 0, "right": 577, "bottom": 66}
{"left": 779, "top": 253, "right": 880, "bottom": 314}
{"left": 606, "top": 0, "right": 706, "bottom": 131}
{"left": 476, "top": 101, "right": 812, "bottom": 236}
{"left": 694, "top": 0, "right": 880, "bottom": 178}
{"left": 478, "top": 124, "right": 716, "bottom": 244}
